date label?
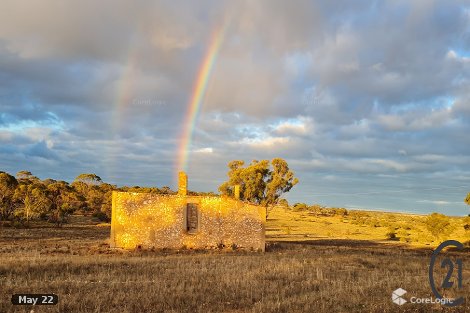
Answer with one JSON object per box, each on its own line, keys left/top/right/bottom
{"left": 11, "top": 294, "right": 58, "bottom": 305}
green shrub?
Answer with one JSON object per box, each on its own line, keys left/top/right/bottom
{"left": 425, "top": 213, "right": 454, "bottom": 240}
{"left": 92, "top": 211, "right": 110, "bottom": 222}
{"left": 334, "top": 208, "right": 348, "bottom": 216}
{"left": 293, "top": 203, "right": 308, "bottom": 211}
{"left": 307, "top": 204, "right": 322, "bottom": 215}
{"left": 463, "top": 216, "right": 470, "bottom": 231}
{"left": 386, "top": 229, "right": 397, "bottom": 240}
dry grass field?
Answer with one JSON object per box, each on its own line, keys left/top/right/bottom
{"left": 1, "top": 212, "right": 469, "bottom": 313}
{"left": 268, "top": 207, "right": 470, "bottom": 247}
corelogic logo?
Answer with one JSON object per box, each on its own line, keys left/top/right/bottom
{"left": 391, "top": 288, "right": 457, "bottom": 306}
{"left": 391, "top": 240, "right": 465, "bottom": 307}
{"left": 392, "top": 288, "right": 407, "bottom": 305}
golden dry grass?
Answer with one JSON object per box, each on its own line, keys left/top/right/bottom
{"left": 0, "top": 214, "right": 469, "bottom": 312}
{"left": 268, "top": 207, "right": 470, "bottom": 247}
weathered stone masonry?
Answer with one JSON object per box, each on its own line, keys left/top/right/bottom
{"left": 110, "top": 172, "right": 265, "bottom": 251}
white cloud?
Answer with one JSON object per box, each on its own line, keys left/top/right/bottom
{"left": 237, "top": 136, "right": 289, "bottom": 148}
{"left": 416, "top": 200, "right": 460, "bottom": 205}
{"left": 194, "top": 147, "right": 213, "bottom": 154}
{"left": 272, "top": 116, "right": 312, "bottom": 136}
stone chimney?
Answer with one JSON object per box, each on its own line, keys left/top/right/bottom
{"left": 178, "top": 171, "right": 187, "bottom": 196}
{"left": 234, "top": 185, "right": 240, "bottom": 200}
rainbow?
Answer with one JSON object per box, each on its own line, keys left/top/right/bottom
{"left": 107, "top": 39, "right": 140, "bottom": 179}
{"left": 176, "top": 25, "right": 227, "bottom": 174}
{"left": 112, "top": 48, "right": 139, "bottom": 135}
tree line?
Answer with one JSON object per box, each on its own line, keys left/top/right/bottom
{"left": 0, "top": 171, "right": 195, "bottom": 226}
{"left": 0, "top": 158, "right": 299, "bottom": 226}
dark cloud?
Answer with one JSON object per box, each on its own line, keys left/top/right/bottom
{"left": 0, "top": 0, "right": 469, "bottom": 214}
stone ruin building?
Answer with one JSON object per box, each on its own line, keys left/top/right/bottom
{"left": 110, "top": 172, "right": 265, "bottom": 251}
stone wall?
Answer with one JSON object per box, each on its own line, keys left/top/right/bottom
{"left": 110, "top": 191, "right": 265, "bottom": 251}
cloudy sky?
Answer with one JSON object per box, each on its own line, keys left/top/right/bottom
{"left": 1, "top": 0, "right": 469, "bottom": 215}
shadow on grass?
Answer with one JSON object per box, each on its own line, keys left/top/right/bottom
{"left": 283, "top": 239, "right": 386, "bottom": 247}
{"left": 265, "top": 238, "right": 433, "bottom": 255}
{"left": 267, "top": 239, "right": 470, "bottom": 258}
